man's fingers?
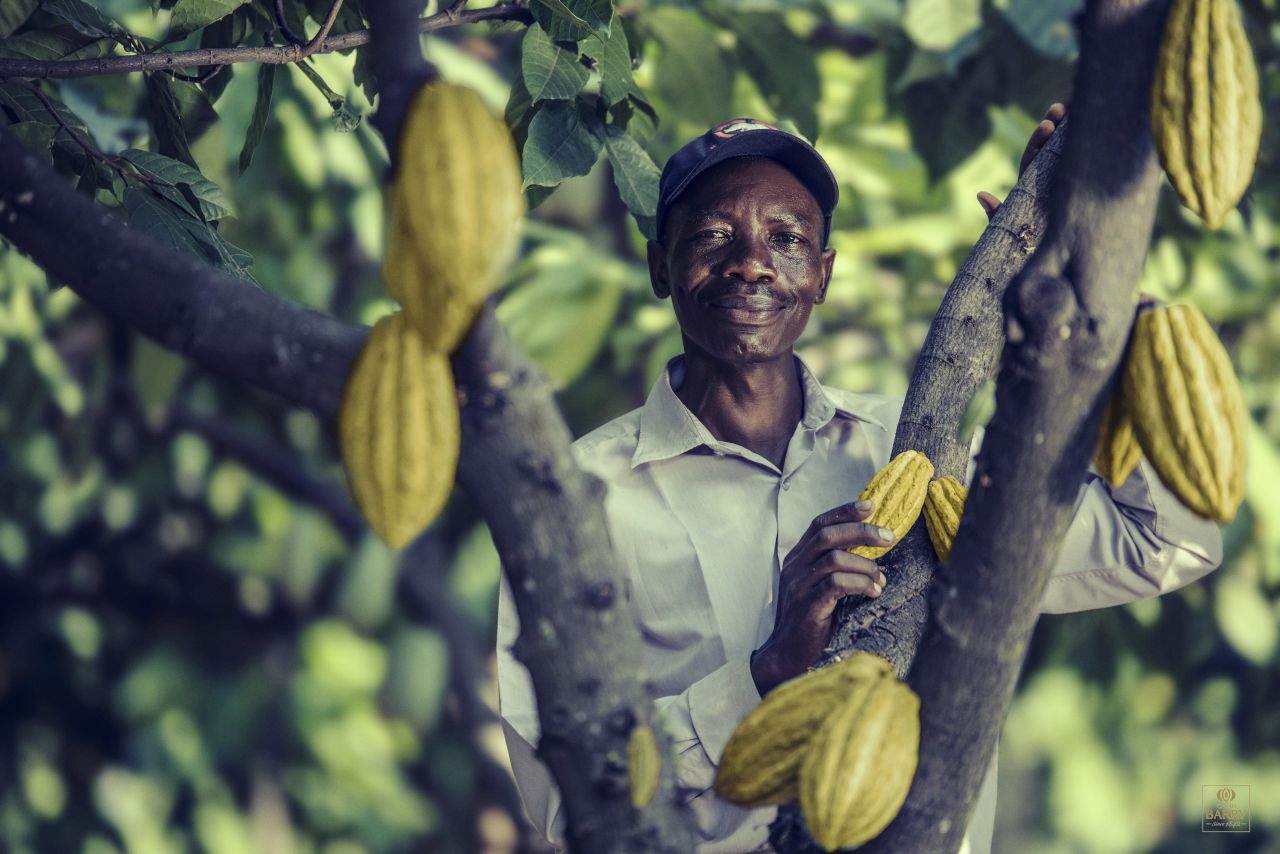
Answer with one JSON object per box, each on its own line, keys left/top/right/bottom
{"left": 1044, "top": 101, "right": 1066, "bottom": 123}
{"left": 807, "top": 549, "right": 886, "bottom": 586}
{"left": 977, "top": 191, "right": 1001, "bottom": 221}
{"left": 810, "top": 571, "right": 884, "bottom": 620}
{"left": 811, "top": 521, "right": 896, "bottom": 553}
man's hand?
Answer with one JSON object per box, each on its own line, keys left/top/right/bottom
{"left": 977, "top": 102, "right": 1067, "bottom": 220}
{"left": 750, "top": 500, "right": 892, "bottom": 695}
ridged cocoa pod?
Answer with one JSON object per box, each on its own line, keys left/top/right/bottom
{"left": 1123, "top": 304, "right": 1246, "bottom": 521}
{"left": 1151, "top": 0, "right": 1261, "bottom": 229}
{"left": 715, "top": 653, "right": 893, "bottom": 807}
{"left": 798, "top": 668, "right": 921, "bottom": 851}
{"left": 1094, "top": 395, "right": 1143, "bottom": 488}
{"left": 923, "top": 476, "right": 967, "bottom": 562}
{"left": 337, "top": 313, "right": 460, "bottom": 548}
{"left": 627, "top": 724, "right": 661, "bottom": 808}
{"left": 850, "top": 450, "right": 935, "bottom": 559}
{"left": 386, "top": 82, "right": 524, "bottom": 352}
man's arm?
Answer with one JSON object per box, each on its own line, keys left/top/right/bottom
{"left": 963, "top": 429, "right": 1223, "bottom": 611}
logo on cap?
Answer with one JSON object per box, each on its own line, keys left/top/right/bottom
{"left": 711, "top": 118, "right": 782, "bottom": 139}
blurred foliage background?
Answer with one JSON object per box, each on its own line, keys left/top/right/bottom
{"left": 1, "top": 0, "right": 1279, "bottom": 852}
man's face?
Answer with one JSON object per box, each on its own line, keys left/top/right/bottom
{"left": 647, "top": 157, "right": 836, "bottom": 367}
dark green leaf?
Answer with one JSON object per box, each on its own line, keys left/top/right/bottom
{"left": 597, "top": 124, "right": 660, "bottom": 230}
{"left": 169, "top": 0, "right": 249, "bottom": 37}
{"left": 165, "top": 76, "right": 219, "bottom": 143}
{"left": 144, "top": 73, "right": 197, "bottom": 168}
{"left": 530, "top": 0, "right": 610, "bottom": 42}
{"left": 582, "top": 17, "right": 636, "bottom": 107}
{"left": 352, "top": 45, "right": 377, "bottom": 103}
{"left": 120, "top": 148, "right": 235, "bottom": 220}
{"left": 642, "top": 8, "right": 733, "bottom": 126}
{"left": 6, "top": 120, "right": 55, "bottom": 154}
{"left": 124, "top": 187, "right": 207, "bottom": 259}
{"left": 521, "top": 100, "right": 603, "bottom": 189}
{"left": 521, "top": 25, "right": 590, "bottom": 104}
{"left": 504, "top": 74, "right": 534, "bottom": 152}
{"left": 40, "top": 0, "right": 124, "bottom": 40}
{"left": 0, "top": 0, "right": 37, "bottom": 37}
{"left": 608, "top": 94, "right": 657, "bottom": 147}
{"left": 720, "top": 11, "right": 821, "bottom": 140}
{"left": 998, "top": 0, "right": 1083, "bottom": 61}
{"left": 199, "top": 7, "right": 257, "bottom": 102}
{"left": 0, "top": 28, "right": 112, "bottom": 61}
{"left": 238, "top": 63, "right": 274, "bottom": 173}
{"left": 179, "top": 216, "right": 255, "bottom": 280}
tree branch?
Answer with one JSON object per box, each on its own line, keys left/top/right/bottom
{"left": 861, "top": 1, "right": 1168, "bottom": 851}
{"left": 364, "top": 2, "right": 697, "bottom": 848}
{"left": 0, "top": 3, "right": 532, "bottom": 80}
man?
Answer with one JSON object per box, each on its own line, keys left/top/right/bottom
{"left": 497, "top": 114, "right": 1222, "bottom": 852}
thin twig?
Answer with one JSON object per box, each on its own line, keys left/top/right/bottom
{"left": 166, "top": 64, "right": 226, "bottom": 84}
{"left": 0, "top": 3, "right": 532, "bottom": 80}
{"left": 12, "top": 79, "right": 133, "bottom": 183}
{"left": 274, "top": 0, "right": 309, "bottom": 46}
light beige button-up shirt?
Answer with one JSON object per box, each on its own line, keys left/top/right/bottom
{"left": 497, "top": 355, "right": 1222, "bottom": 853}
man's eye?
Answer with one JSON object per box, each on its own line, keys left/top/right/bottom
{"left": 695, "top": 229, "right": 729, "bottom": 241}
{"left": 774, "top": 233, "right": 805, "bottom": 246}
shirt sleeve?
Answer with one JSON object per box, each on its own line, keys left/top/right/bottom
{"left": 964, "top": 429, "right": 1223, "bottom": 614}
{"left": 497, "top": 574, "right": 775, "bottom": 851}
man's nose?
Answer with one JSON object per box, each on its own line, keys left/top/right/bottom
{"left": 717, "top": 233, "right": 776, "bottom": 283}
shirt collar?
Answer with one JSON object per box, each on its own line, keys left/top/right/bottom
{"left": 631, "top": 354, "right": 885, "bottom": 468}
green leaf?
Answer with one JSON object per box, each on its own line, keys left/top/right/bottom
{"left": 120, "top": 149, "right": 235, "bottom": 220}
{"left": 41, "top": 0, "right": 125, "bottom": 40}
{"left": 582, "top": 17, "right": 636, "bottom": 107}
{"left": 0, "top": 0, "right": 37, "bottom": 38}
{"left": 956, "top": 377, "right": 996, "bottom": 444}
{"left": 124, "top": 187, "right": 207, "bottom": 259}
{"left": 521, "top": 25, "right": 590, "bottom": 104}
{"left": 0, "top": 28, "right": 112, "bottom": 61}
{"left": 996, "top": 0, "right": 1083, "bottom": 61}
{"left": 505, "top": 74, "right": 535, "bottom": 152}
{"left": 238, "top": 63, "right": 274, "bottom": 173}
{"left": 642, "top": 8, "right": 733, "bottom": 126}
{"left": 6, "top": 120, "right": 55, "bottom": 154}
{"left": 609, "top": 94, "right": 657, "bottom": 146}
{"left": 531, "top": 0, "right": 610, "bottom": 42}
{"left": 521, "top": 100, "right": 603, "bottom": 189}
{"left": 902, "top": 0, "right": 982, "bottom": 51}
{"left": 144, "top": 73, "right": 197, "bottom": 169}
{"left": 720, "top": 11, "right": 821, "bottom": 140}
{"left": 497, "top": 242, "right": 626, "bottom": 388}
{"left": 165, "top": 76, "right": 219, "bottom": 143}
{"left": 598, "top": 124, "right": 660, "bottom": 232}
{"left": 169, "top": 0, "right": 250, "bottom": 37}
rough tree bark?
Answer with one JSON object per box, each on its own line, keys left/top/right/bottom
{"left": 774, "top": 1, "right": 1170, "bottom": 851}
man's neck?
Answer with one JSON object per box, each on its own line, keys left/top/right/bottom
{"left": 675, "top": 351, "right": 804, "bottom": 469}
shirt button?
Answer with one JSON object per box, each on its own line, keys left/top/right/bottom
{"left": 781, "top": 480, "right": 791, "bottom": 491}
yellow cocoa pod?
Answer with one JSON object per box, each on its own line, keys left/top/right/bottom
{"left": 337, "top": 312, "right": 460, "bottom": 548}
{"left": 798, "top": 668, "right": 920, "bottom": 851}
{"left": 1123, "top": 304, "right": 1246, "bottom": 521}
{"left": 923, "top": 476, "right": 967, "bottom": 562}
{"left": 850, "top": 451, "right": 934, "bottom": 560}
{"left": 386, "top": 82, "right": 524, "bottom": 351}
{"left": 627, "top": 724, "right": 661, "bottom": 808}
{"left": 1094, "top": 395, "right": 1143, "bottom": 488}
{"left": 1151, "top": 0, "right": 1261, "bottom": 229}
{"left": 716, "top": 653, "right": 893, "bottom": 807}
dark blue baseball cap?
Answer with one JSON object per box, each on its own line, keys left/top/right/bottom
{"left": 655, "top": 118, "right": 839, "bottom": 247}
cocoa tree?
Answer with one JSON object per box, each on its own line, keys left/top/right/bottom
{"left": 0, "top": 0, "right": 1261, "bottom": 851}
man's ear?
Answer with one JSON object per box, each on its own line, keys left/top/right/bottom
{"left": 814, "top": 247, "right": 836, "bottom": 304}
{"left": 647, "top": 240, "right": 671, "bottom": 300}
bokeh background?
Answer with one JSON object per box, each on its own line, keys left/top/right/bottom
{"left": 1, "top": 0, "right": 1278, "bottom": 852}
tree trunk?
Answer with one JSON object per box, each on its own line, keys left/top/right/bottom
{"left": 774, "top": 1, "right": 1170, "bottom": 851}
